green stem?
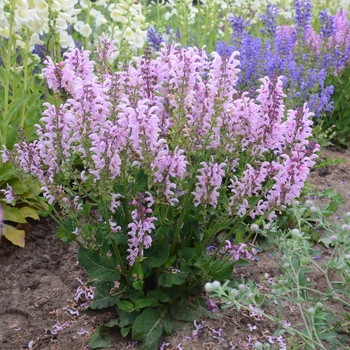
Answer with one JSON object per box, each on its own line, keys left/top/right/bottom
{"left": 1, "top": 0, "right": 16, "bottom": 146}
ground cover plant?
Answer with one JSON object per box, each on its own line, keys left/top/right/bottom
{"left": 1, "top": 0, "right": 350, "bottom": 349}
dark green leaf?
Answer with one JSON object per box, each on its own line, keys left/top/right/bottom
{"left": 170, "top": 298, "right": 195, "bottom": 321}
{"left": 158, "top": 271, "right": 189, "bottom": 288}
{"left": 132, "top": 308, "right": 164, "bottom": 350}
{"left": 135, "top": 297, "right": 158, "bottom": 309}
{"left": 120, "top": 327, "right": 130, "bottom": 337}
{"left": 89, "top": 327, "right": 113, "bottom": 349}
{"left": 147, "top": 290, "right": 170, "bottom": 303}
{"left": 132, "top": 170, "right": 148, "bottom": 194}
{"left": 89, "top": 282, "right": 118, "bottom": 309}
{"left": 210, "top": 260, "right": 234, "bottom": 281}
{"left": 143, "top": 241, "right": 170, "bottom": 277}
{"left": 115, "top": 306, "right": 139, "bottom": 328}
{"left": 78, "top": 247, "right": 120, "bottom": 281}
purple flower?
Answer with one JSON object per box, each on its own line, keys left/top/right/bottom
{"left": 147, "top": 26, "right": 164, "bottom": 51}
{"left": 77, "top": 328, "right": 89, "bottom": 336}
{"left": 192, "top": 159, "right": 226, "bottom": 208}
{"left": 206, "top": 299, "right": 218, "bottom": 313}
{"left": 319, "top": 9, "right": 336, "bottom": 39}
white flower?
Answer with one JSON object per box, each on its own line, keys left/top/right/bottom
{"left": 110, "top": 9, "right": 125, "bottom": 22}
{"left": 0, "top": 27, "right": 10, "bottom": 38}
{"left": 123, "top": 26, "right": 134, "bottom": 41}
{"left": 90, "top": 9, "right": 107, "bottom": 27}
{"left": 35, "top": 0, "right": 49, "bottom": 13}
{"left": 16, "top": 0, "right": 28, "bottom": 7}
{"left": 51, "top": 0, "right": 62, "bottom": 11}
{"left": 55, "top": 17, "right": 68, "bottom": 31}
{"left": 80, "top": 23, "right": 92, "bottom": 38}
{"left": 133, "top": 36, "right": 145, "bottom": 49}
{"left": 29, "top": 33, "right": 44, "bottom": 50}
{"left": 80, "top": 0, "right": 89, "bottom": 8}
{"left": 59, "top": 31, "right": 75, "bottom": 48}
{"left": 134, "top": 14, "right": 145, "bottom": 22}
{"left": 16, "top": 39, "right": 27, "bottom": 50}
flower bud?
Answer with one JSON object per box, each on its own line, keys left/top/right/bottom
{"left": 250, "top": 224, "right": 259, "bottom": 232}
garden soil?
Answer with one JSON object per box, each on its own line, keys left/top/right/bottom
{"left": 1, "top": 147, "right": 350, "bottom": 350}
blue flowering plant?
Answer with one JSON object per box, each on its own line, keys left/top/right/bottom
{"left": 2, "top": 37, "right": 319, "bottom": 348}
{"left": 216, "top": 0, "right": 350, "bottom": 124}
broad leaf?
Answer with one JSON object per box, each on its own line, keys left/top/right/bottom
{"left": 89, "top": 282, "right": 118, "bottom": 309}
{"left": 19, "top": 206, "right": 39, "bottom": 220}
{"left": 78, "top": 247, "right": 120, "bottom": 281}
{"left": 132, "top": 308, "right": 165, "bottom": 350}
{"left": 158, "top": 270, "right": 189, "bottom": 288}
{"left": 210, "top": 260, "right": 234, "bottom": 281}
{"left": 170, "top": 298, "right": 195, "bottom": 321}
{"left": 2, "top": 206, "right": 27, "bottom": 223}
{"left": 3, "top": 224, "right": 25, "bottom": 247}
{"left": 88, "top": 320, "right": 119, "bottom": 349}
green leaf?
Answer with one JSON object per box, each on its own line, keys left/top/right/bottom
{"left": 135, "top": 297, "right": 158, "bottom": 309}
{"left": 116, "top": 299, "right": 134, "bottom": 312}
{"left": 143, "top": 240, "right": 170, "bottom": 277}
{"left": 210, "top": 260, "right": 234, "bottom": 281}
{"left": 132, "top": 280, "right": 144, "bottom": 290}
{"left": 115, "top": 306, "right": 139, "bottom": 328}
{"left": 120, "top": 327, "right": 130, "bottom": 337}
{"left": 319, "top": 332, "right": 337, "bottom": 341}
{"left": 78, "top": 247, "right": 120, "bottom": 281}
{"left": 132, "top": 308, "right": 164, "bottom": 350}
{"left": 0, "top": 163, "right": 15, "bottom": 182}
{"left": 147, "top": 290, "right": 170, "bottom": 303}
{"left": 88, "top": 321, "right": 119, "bottom": 349}
{"left": 8, "top": 96, "right": 29, "bottom": 118}
{"left": 89, "top": 282, "right": 118, "bottom": 309}
{"left": 2, "top": 206, "right": 27, "bottom": 223}
{"left": 89, "top": 330, "right": 113, "bottom": 349}
{"left": 158, "top": 270, "right": 189, "bottom": 288}
{"left": 170, "top": 298, "right": 195, "bottom": 321}
{"left": 132, "top": 170, "right": 148, "bottom": 194}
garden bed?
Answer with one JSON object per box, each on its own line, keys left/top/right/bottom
{"left": 0, "top": 147, "right": 349, "bottom": 350}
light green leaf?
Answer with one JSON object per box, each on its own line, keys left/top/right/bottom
{"left": 2, "top": 206, "right": 27, "bottom": 223}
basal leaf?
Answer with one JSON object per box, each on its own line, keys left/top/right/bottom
{"left": 116, "top": 299, "right": 134, "bottom": 312}
{"left": 143, "top": 240, "right": 170, "bottom": 277}
{"left": 210, "top": 260, "right": 234, "bottom": 281}
{"left": 78, "top": 247, "right": 120, "bottom": 281}
{"left": 147, "top": 290, "right": 170, "bottom": 303}
{"left": 89, "top": 328, "right": 113, "bottom": 349}
{"left": 89, "top": 282, "right": 118, "bottom": 309}
{"left": 132, "top": 308, "right": 164, "bottom": 350}
{"left": 158, "top": 270, "right": 189, "bottom": 288}
{"left": 3, "top": 224, "right": 25, "bottom": 247}
{"left": 19, "top": 206, "right": 39, "bottom": 221}
{"left": 170, "top": 298, "right": 195, "bottom": 321}
{"left": 135, "top": 297, "right": 158, "bottom": 310}
{"left": 2, "top": 206, "right": 27, "bottom": 223}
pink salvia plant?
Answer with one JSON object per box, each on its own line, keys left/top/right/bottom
{"left": 2, "top": 38, "right": 318, "bottom": 270}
